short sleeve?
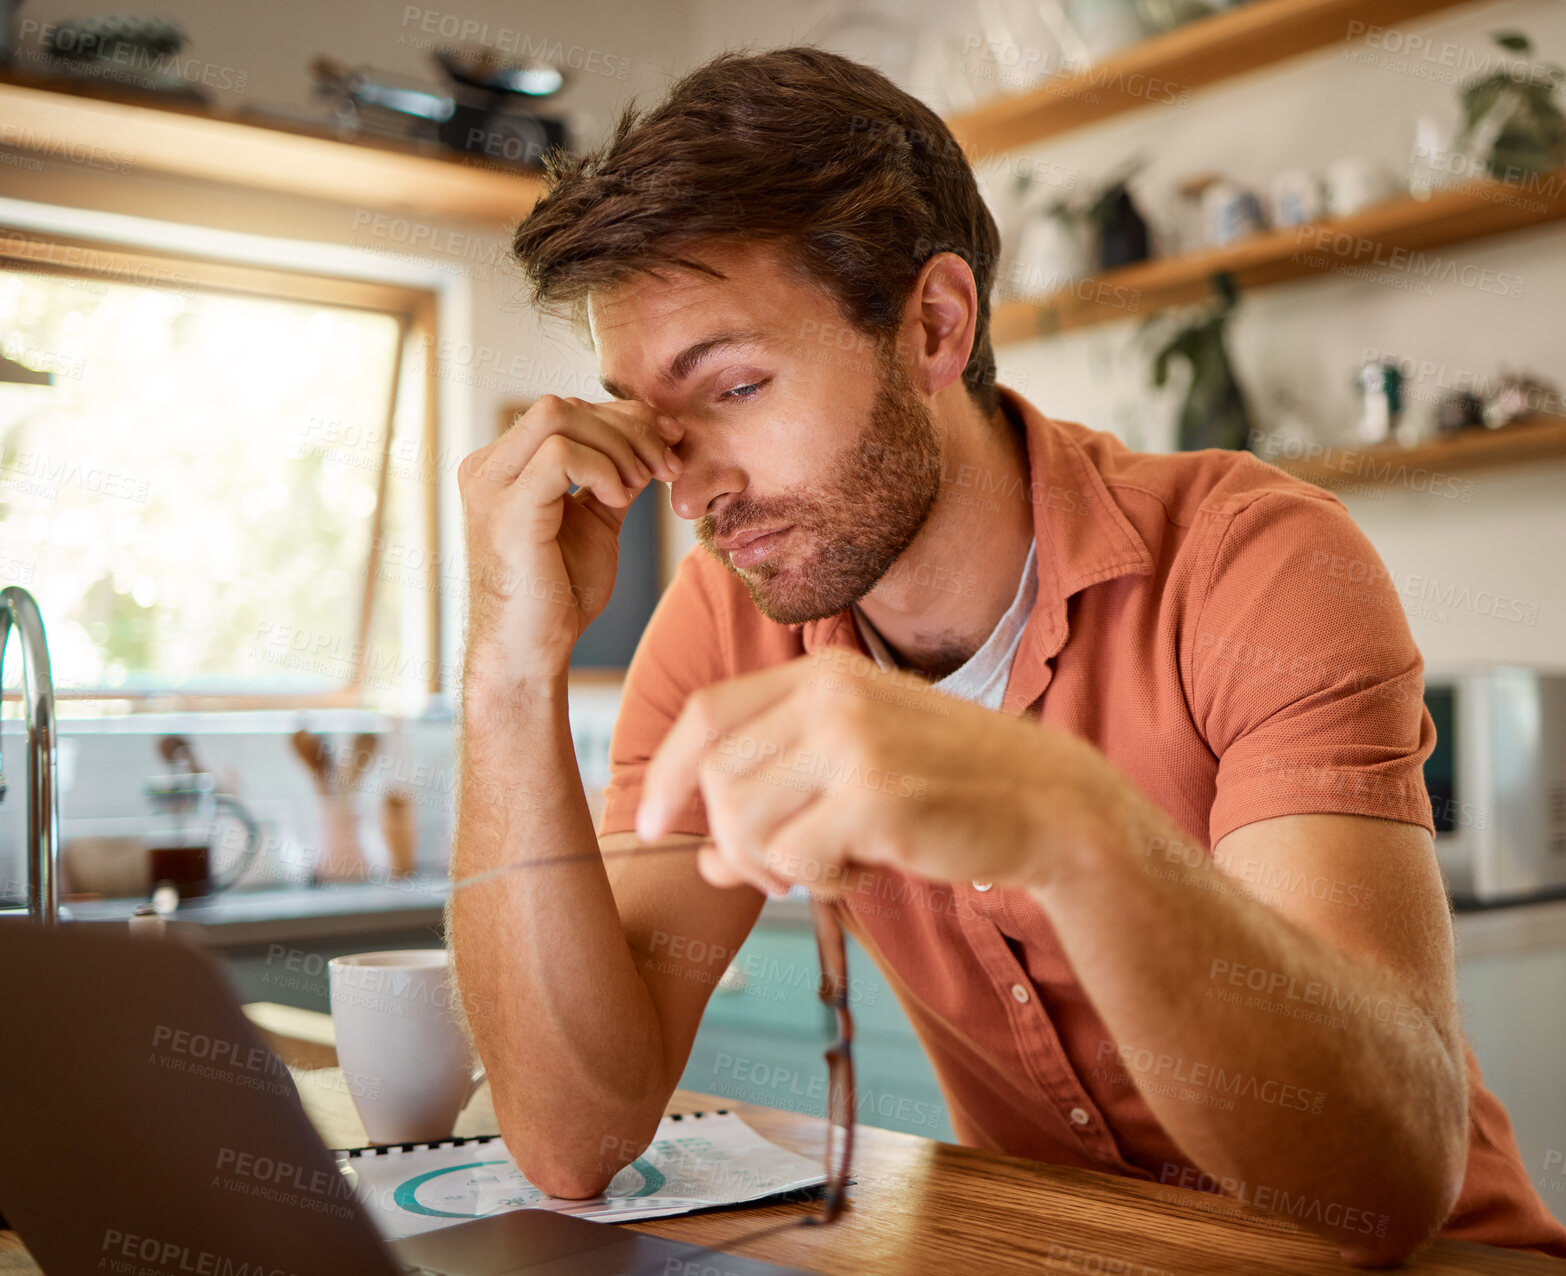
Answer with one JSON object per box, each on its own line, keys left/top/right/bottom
{"left": 1189, "top": 489, "right": 1436, "bottom": 846}
{"left": 596, "top": 551, "right": 729, "bottom": 839}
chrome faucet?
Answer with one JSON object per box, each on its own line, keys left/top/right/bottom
{"left": 0, "top": 586, "right": 59, "bottom": 925}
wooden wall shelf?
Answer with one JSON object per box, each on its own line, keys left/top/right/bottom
{"left": 0, "top": 76, "right": 545, "bottom": 222}
{"left": 1274, "top": 416, "right": 1566, "bottom": 488}
{"left": 990, "top": 173, "right": 1566, "bottom": 345}
{"left": 946, "top": 0, "right": 1471, "bottom": 155}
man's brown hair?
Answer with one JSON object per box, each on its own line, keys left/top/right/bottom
{"left": 510, "top": 45, "right": 1002, "bottom": 416}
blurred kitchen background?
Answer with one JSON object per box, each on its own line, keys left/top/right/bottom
{"left": 1, "top": 0, "right": 1564, "bottom": 1215}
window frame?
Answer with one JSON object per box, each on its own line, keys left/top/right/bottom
{"left": 0, "top": 225, "right": 444, "bottom": 710}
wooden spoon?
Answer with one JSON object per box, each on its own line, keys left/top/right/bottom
{"left": 290, "top": 729, "right": 334, "bottom": 795}
{"left": 341, "top": 731, "right": 378, "bottom": 793}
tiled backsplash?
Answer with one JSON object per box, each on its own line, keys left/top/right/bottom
{"left": 0, "top": 680, "right": 624, "bottom": 901}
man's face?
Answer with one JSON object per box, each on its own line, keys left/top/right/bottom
{"left": 590, "top": 241, "right": 942, "bottom": 625}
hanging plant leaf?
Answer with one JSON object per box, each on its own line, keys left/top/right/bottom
{"left": 1151, "top": 335, "right": 1177, "bottom": 388}
{"left": 1455, "top": 29, "right": 1566, "bottom": 174}
{"left": 1490, "top": 135, "right": 1557, "bottom": 176}
{"left": 1459, "top": 76, "right": 1507, "bottom": 131}
{"left": 1142, "top": 277, "right": 1253, "bottom": 452}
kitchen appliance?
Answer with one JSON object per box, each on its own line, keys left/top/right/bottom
{"left": 1423, "top": 666, "right": 1566, "bottom": 903}
{"left": 309, "top": 48, "right": 567, "bottom": 167}
{"left": 143, "top": 771, "right": 262, "bottom": 899}
{"left": 33, "top": 13, "right": 208, "bottom": 101}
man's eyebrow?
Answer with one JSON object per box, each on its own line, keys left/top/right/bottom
{"left": 600, "top": 328, "right": 768, "bottom": 401}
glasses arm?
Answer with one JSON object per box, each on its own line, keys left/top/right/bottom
{"left": 809, "top": 896, "right": 855, "bottom": 1225}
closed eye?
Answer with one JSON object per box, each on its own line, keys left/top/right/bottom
{"left": 721, "top": 380, "right": 766, "bottom": 401}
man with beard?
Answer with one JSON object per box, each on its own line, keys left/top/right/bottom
{"left": 448, "top": 46, "right": 1566, "bottom": 1266}
{"left": 691, "top": 332, "right": 946, "bottom": 633}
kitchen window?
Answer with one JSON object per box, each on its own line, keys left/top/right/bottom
{"left": 0, "top": 228, "right": 443, "bottom": 712}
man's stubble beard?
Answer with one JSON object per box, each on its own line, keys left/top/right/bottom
{"left": 696, "top": 347, "right": 943, "bottom": 626}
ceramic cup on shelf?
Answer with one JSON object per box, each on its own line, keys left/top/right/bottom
{"left": 1200, "top": 179, "right": 1266, "bottom": 247}
{"left": 1324, "top": 158, "right": 1399, "bottom": 218}
{"left": 1007, "top": 206, "right": 1093, "bottom": 300}
{"left": 1066, "top": 0, "right": 1153, "bottom": 63}
{"left": 328, "top": 949, "right": 486, "bottom": 1145}
{"left": 1268, "top": 169, "right": 1327, "bottom": 228}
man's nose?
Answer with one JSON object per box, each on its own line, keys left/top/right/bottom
{"left": 666, "top": 436, "right": 742, "bottom": 520}
{"left": 669, "top": 467, "right": 718, "bottom": 520}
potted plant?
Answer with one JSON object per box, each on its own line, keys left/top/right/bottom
{"left": 1453, "top": 31, "right": 1566, "bottom": 178}
{"left": 1142, "top": 272, "right": 1254, "bottom": 453}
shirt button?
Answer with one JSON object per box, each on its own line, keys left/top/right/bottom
{"left": 1010, "top": 983, "right": 1030, "bottom": 1004}
{"left": 972, "top": 880, "right": 993, "bottom": 892}
{"left": 1069, "top": 1107, "right": 1091, "bottom": 1126}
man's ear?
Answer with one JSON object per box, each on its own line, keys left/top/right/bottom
{"left": 901, "top": 252, "right": 979, "bottom": 399}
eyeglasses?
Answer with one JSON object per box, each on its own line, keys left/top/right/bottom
{"left": 807, "top": 894, "right": 855, "bottom": 1225}
{"left": 452, "top": 838, "right": 856, "bottom": 1226}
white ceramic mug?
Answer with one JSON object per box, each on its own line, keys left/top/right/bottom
{"left": 328, "top": 949, "right": 484, "bottom": 1144}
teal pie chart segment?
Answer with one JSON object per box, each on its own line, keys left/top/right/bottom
{"left": 626, "top": 1157, "right": 666, "bottom": 1196}
{"left": 391, "top": 1156, "right": 667, "bottom": 1217}
{"left": 394, "top": 1160, "right": 507, "bottom": 1218}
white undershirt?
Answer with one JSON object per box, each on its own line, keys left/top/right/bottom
{"left": 850, "top": 538, "right": 1038, "bottom": 711}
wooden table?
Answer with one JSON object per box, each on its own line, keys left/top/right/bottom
{"left": 1, "top": 1007, "right": 1558, "bottom": 1275}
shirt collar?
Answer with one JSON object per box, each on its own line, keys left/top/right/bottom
{"left": 801, "top": 384, "right": 1154, "bottom": 710}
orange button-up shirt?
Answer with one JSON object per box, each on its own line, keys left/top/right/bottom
{"left": 599, "top": 384, "right": 1566, "bottom": 1255}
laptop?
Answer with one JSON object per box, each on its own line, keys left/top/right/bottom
{"left": 0, "top": 925, "right": 819, "bottom": 1275}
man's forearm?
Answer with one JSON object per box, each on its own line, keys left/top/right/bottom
{"left": 448, "top": 675, "right": 667, "bottom": 1196}
{"left": 1028, "top": 798, "right": 1467, "bottom": 1263}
